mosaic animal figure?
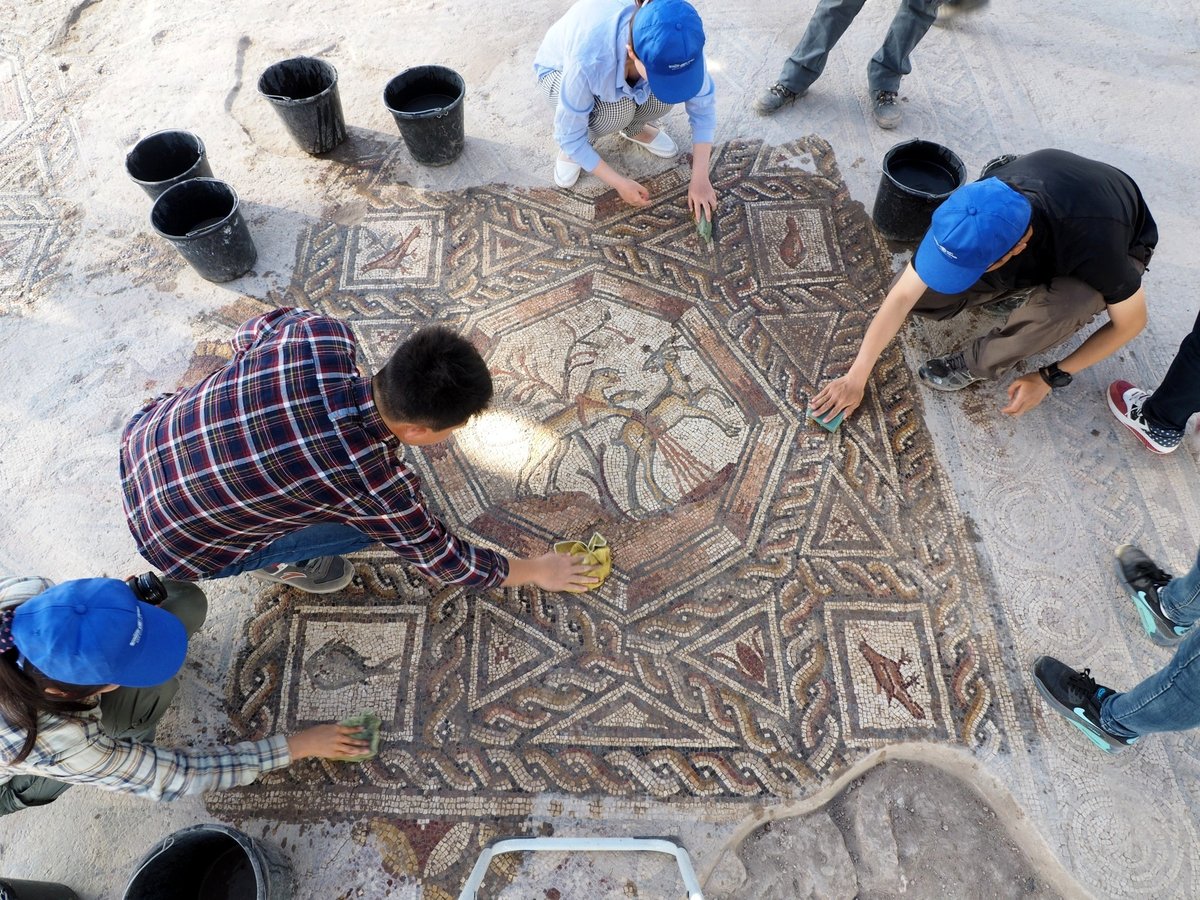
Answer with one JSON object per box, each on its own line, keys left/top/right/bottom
{"left": 858, "top": 638, "right": 926, "bottom": 719}
{"left": 517, "top": 366, "right": 641, "bottom": 493}
{"left": 305, "top": 639, "right": 407, "bottom": 690}
{"left": 615, "top": 336, "right": 742, "bottom": 510}
{"left": 361, "top": 225, "right": 422, "bottom": 274}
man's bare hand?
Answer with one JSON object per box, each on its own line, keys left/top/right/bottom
{"left": 503, "top": 552, "right": 601, "bottom": 592}
{"left": 287, "top": 724, "right": 373, "bottom": 761}
{"left": 617, "top": 177, "right": 651, "bottom": 207}
{"left": 1001, "top": 373, "right": 1051, "bottom": 416}
{"left": 811, "top": 374, "right": 867, "bottom": 420}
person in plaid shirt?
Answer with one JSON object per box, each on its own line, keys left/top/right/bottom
{"left": 0, "top": 576, "right": 367, "bottom": 814}
{"left": 120, "top": 307, "right": 596, "bottom": 594}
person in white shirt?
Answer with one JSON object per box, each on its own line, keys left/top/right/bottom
{"left": 534, "top": 0, "right": 717, "bottom": 219}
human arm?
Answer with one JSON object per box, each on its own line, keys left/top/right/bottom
{"left": 502, "top": 553, "right": 600, "bottom": 592}
{"left": 684, "top": 74, "right": 717, "bottom": 221}
{"left": 811, "top": 263, "right": 928, "bottom": 419}
{"left": 688, "top": 142, "right": 716, "bottom": 223}
{"left": 1001, "top": 287, "right": 1148, "bottom": 416}
{"left": 23, "top": 716, "right": 362, "bottom": 803}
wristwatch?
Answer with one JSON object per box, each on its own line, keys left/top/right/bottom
{"left": 1038, "top": 362, "right": 1073, "bottom": 388}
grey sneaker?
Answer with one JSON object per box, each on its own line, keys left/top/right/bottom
{"left": 917, "top": 351, "right": 984, "bottom": 391}
{"left": 754, "top": 83, "right": 801, "bottom": 115}
{"left": 1115, "top": 544, "right": 1189, "bottom": 646}
{"left": 935, "top": 0, "right": 990, "bottom": 26}
{"left": 871, "top": 90, "right": 902, "bottom": 129}
{"left": 250, "top": 555, "right": 355, "bottom": 594}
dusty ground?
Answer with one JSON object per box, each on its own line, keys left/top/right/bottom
{"left": 1, "top": 0, "right": 1199, "bottom": 897}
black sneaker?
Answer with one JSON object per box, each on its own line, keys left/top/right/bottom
{"left": 754, "top": 82, "right": 802, "bottom": 115}
{"left": 1032, "top": 656, "right": 1138, "bottom": 754}
{"left": 871, "top": 90, "right": 902, "bottom": 129}
{"left": 1115, "top": 544, "right": 1189, "bottom": 646}
{"left": 250, "top": 555, "right": 355, "bottom": 594}
{"left": 917, "top": 351, "right": 985, "bottom": 391}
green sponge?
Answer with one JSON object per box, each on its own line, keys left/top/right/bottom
{"left": 339, "top": 711, "right": 381, "bottom": 762}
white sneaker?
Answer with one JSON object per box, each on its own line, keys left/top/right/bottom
{"left": 554, "top": 156, "right": 582, "bottom": 188}
{"left": 620, "top": 126, "right": 678, "bottom": 158}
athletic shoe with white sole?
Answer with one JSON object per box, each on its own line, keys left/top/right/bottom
{"left": 1107, "top": 380, "right": 1183, "bottom": 454}
{"left": 918, "top": 351, "right": 985, "bottom": 391}
{"left": 250, "top": 555, "right": 355, "bottom": 594}
{"left": 1115, "top": 544, "right": 1189, "bottom": 646}
{"left": 1033, "top": 656, "right": 1138, "bottom": 755}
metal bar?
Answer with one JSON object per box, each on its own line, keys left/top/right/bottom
{"left": 457, "top": 836, "right": 705, "bottom": 900}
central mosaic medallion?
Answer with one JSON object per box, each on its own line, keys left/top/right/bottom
{"left": 208, "top": 139, "right": 1015, "bottom": 898}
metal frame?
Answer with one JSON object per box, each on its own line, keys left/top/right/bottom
{"left": 457, "top": 836, "right": 705, "bottom": 900}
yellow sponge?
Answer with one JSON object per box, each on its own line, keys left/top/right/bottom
{"left": 552, "top": 532, "right": 612, "bottom": 592}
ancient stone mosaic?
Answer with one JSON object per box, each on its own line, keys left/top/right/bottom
{"left": 206, "top": 139, "right": 1015, "bottom": 897}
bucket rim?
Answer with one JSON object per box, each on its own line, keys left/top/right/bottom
{"left": 123, "top": 823, "right": 270, "bottom": 900}
{"left": 150, "top": 177, "right": 240, "bottom": 240}
{"left": 382, "top": 65, "right": 466, "bottom": 119}
{"left": 880, "top": 138, "right": 966, "bottom": 200}
{"left": 257, "top": 55, "right": 340, "bottom": 106}
{"left": 125, "top": 129, "right": 207, "bottom": 187}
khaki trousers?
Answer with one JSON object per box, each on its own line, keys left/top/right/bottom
{"left": 912, "top": 276, "right": 1109, "bottom": 378}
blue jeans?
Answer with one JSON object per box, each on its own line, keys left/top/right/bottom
{"left": 211, "top": 524, "right": 376, "bottom": 578}
{"left": 1102, "top": 544, "right": 1200, "bottom": 736}
{"left": 778, "top": 0, "right": 942, "bottom": 94}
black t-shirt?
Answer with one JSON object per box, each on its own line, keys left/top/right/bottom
{"left": 981, "top": 149, "right": 1158, "bottom": 303}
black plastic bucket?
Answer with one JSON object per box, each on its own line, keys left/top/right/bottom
{"left": 123, "top": 824, "right": 292, "bottom": 900}
{"left": 0, "top": 879, "right": 80, "bottom": 900}
{"left": 150, "top": 177, "right": 257, "bottom": 282}
{"left": 125, "top": 130, "right": 214, "bottom": 199}
{"left": 872, "top": 139, "right": 967, "bottom": 242}
{"left": 258, "top": 56, "right": 347, "bottom": 154}
{"left": 383, "top": 66, "right": 466, "bottom": 166}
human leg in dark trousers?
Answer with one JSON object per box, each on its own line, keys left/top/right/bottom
{"left": 867, "top": 0, "right": 942, "bottom": 93}
{"left": 0, "top": 581, "right": 206, "bottom": 813}
{"left": 1143, "top": 307, "right": 1200, "bottom": 431}
{"left": 1107, "top": 306, "right": 1200, "bottom": 453}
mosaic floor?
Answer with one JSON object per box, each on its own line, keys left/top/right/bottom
{"left": 204, "top": 139, "right": 1017, "bottom": 897}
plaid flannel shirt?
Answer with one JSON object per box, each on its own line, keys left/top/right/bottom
{"left": 0, "top": 713, "right": 291, "bottom": 802}
{"left": 0, "top": 576, "right": 290, "bottom": 800}
{"left": 119, "top": 308, "right": 508, "bottom": 586}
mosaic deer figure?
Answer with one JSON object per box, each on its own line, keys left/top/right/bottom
{"left": 615, "top": 335, "right": 742, "bottom": 511}
{"left": 516, "top": 366, "right": 641, "bottom": 493}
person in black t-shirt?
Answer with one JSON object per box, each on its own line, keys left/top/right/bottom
{"left": 812, "top": 149, "right": 1156, "bottom": 421}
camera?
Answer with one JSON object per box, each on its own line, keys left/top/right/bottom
{"left": 125, "top": 572, "right": 168, "bottom": 606}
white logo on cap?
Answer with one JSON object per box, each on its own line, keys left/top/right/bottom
{"left": 934, "top": 237, "right": 958, "bottom": 260}
{"left": 667, "top": 58, "right": 695, "bottom": 71}
{"left": 130, "top": 606, "right": 144, "bottom": 646}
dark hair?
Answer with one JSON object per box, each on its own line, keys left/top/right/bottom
{"left": 373, "top": 327, "right": 493, "bottom": 430}
{"left": 0, "top": 650, "right": 104, "bottom": 764}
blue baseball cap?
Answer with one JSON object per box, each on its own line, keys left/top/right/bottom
{"left": 11, "top": 578, "right": 187, "bottom": 688}
{"left": 913, "top": 178, "right": 1032, "bottom": 294}
{"left": 633, "top": 0, "right": 707, "bottom": 105}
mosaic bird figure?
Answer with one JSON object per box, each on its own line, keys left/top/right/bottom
{"left": 305, "top": 639, "right": 406, "bottom": 690}
{"left": 361, "top": 225, "right": 422, "bottom": 274}
{"left": 858, "top": 638, "right": 926, "bottom": 719}
{"left": 779, "top": 215, "right": 806, "bottom": 268}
